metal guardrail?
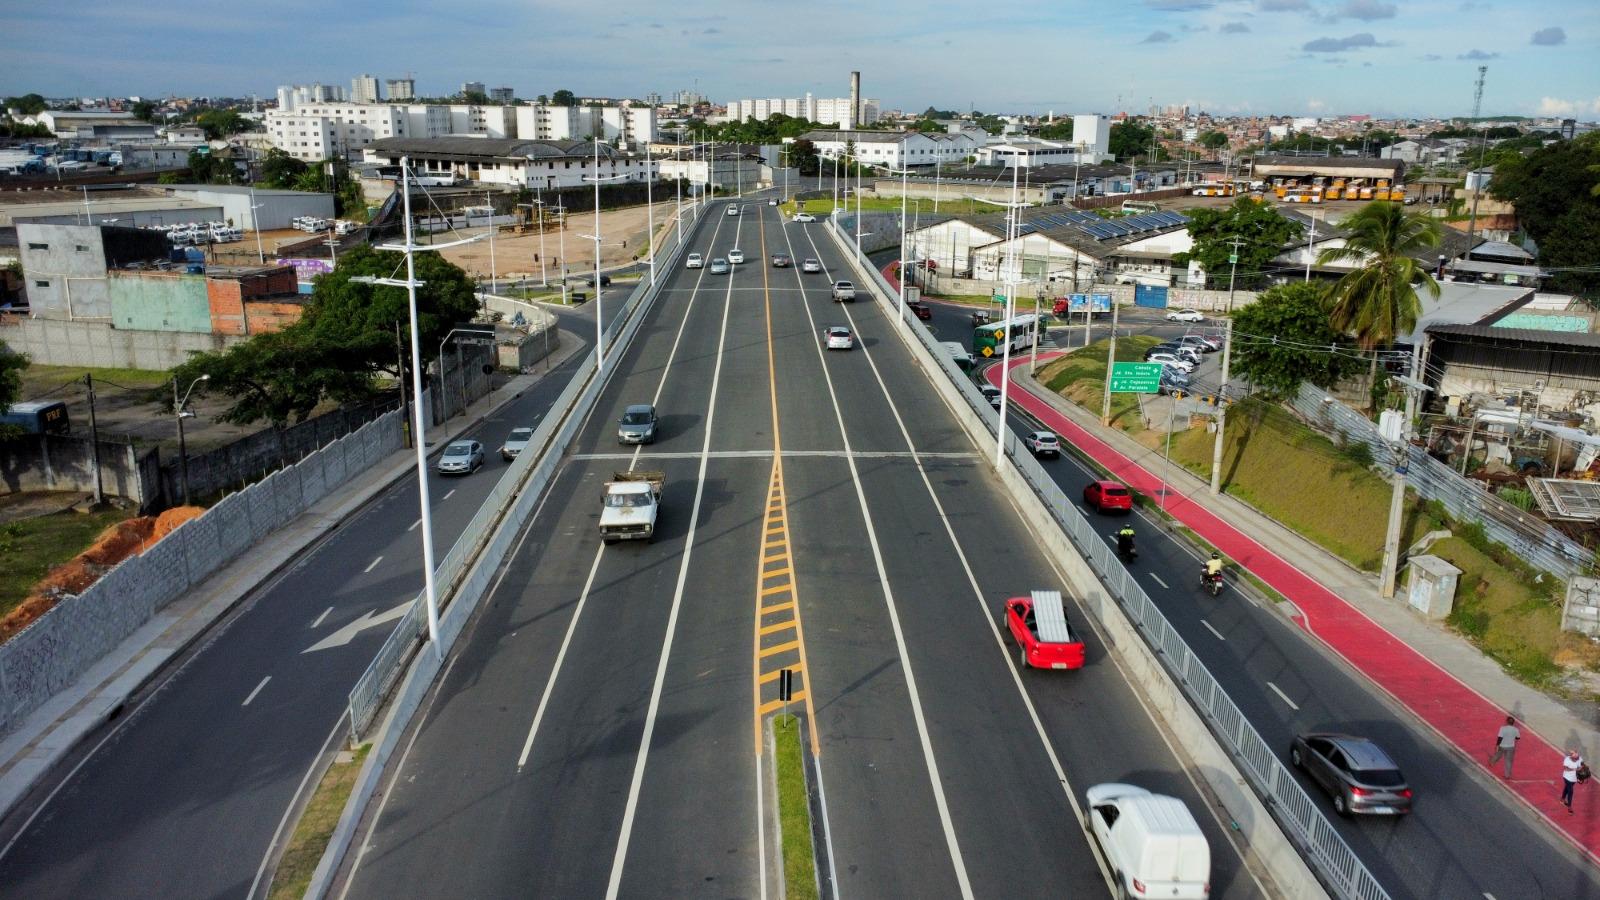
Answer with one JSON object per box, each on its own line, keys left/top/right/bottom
{"left": 347, "top": 204, "right": 698, "bottom": 738}
{"left": 830, "top": 216, "right": 1390, "bottom": 900}
{"left": 1290, "top": 384, "right": 1593, "bottom": 579}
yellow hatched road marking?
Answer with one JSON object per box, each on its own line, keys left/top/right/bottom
{"left": 758, "top": 639, "right": 801, "bottom": 659}
{"left": 760, "top": 600, "right": 795, "bottom": 615}
{"left": 758, "top": 665, "right": 802, "bottom": 685}
{"left": 759, "top": 619, "right": 797, "bottom": 637}
{"left": 759, "top": 583, "right": 791, "bottom": 597}
{"left": 757, "top": 692, "right": 808, "bottom": 715}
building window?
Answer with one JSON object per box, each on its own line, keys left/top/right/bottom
{"left": 35, "top": 280, "right": 50, "bottom": 288}
{"left": 27, "top": 242, "right": 48, "bottom": 250}
{"left": 75, "top": 244, "right": 89, "bottom": 251}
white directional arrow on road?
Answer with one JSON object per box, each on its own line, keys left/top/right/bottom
{"left": 302, "top": 602, "right": 412, "bottom": 654}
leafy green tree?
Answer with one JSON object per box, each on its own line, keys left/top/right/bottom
{"left": 787, "top": 138, "right": 820, "bottom": 176}
{"left": 130, "top": 100, "right": 157, "bottom": 122}
{"left": 550, "top": 89, "right": 576, "bottom": 107}
{"left": 1230, "top": 283, "right": 1361, "bottom": 396}
{"left": 1490, "top": 132, "right": 1600, "bottom": 294}
{"left": 922, "top": 107, "right": 958, "bottom": 119}
{"left": 908, "top": 118, "right": 943, "bottom": 133}
{"left": 1036, "top": 120, "right": 1074, "bottom": 141}
{"left": 0, "top": 120, "right": 51, "bottom": 139}
{"left": 4, "top": 93, "right": 47, "bottom": 115}
{"left": 1317, "top": 202, "right": 1442, "bottom": 398}
{"left": 172, "top": 328, "right": 369, "bottom": 432}
{"left": 258, "top": 148, "right": 308, "bottom": 189}
{"left": 195, "top": 108, "right": 249, "bottom": 140}
{"left": 186, "top": 148, "right": 243, "bottom": 185}
{"left": 295, "top": 244, "right": 481, "bottom": 377}
{"left": 0, "top": 338, "right": 27, "bottom": 413}
{"left": 1109, "top": 120, "right": 1156, "bottom": 160}
{"left": 1199, "top": 130, "right": 1229, "bottom": 155}
{"left": 1173, "top": 197, "right": 1299, "bottom": 289}
{"left": 460, "top": 90, "right": 489, "bottom": 105}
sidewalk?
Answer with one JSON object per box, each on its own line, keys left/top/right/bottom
{"left": 990, "top": 350, "right": 1600, "bottom": 860}
{"left": 0, "top": 356, "right": 573, "bottom": 820}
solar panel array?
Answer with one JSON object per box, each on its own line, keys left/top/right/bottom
{"left": 1019, "top": 208, "right": 1190, "bottom": 243}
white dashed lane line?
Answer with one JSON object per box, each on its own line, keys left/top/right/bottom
{"left": 1266, "top": 681, "right": 1300, "bottom": 711}
{"left": 1200, "top": 619, "right": 1226, "bottom": 641}
{"left": 242, "top": 676, "right": 271, "bottom": 707}
{"left": 364, "top": 556, "right": 383, "bottom": 574}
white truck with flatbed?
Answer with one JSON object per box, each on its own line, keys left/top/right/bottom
{"left": 599, "top": 470, "right": 664, "bottom": 543}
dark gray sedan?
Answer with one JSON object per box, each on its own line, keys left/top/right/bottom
{"left": 1290, "top": 733, "right": 1413, "bottom": 816}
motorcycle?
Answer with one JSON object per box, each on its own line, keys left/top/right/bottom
{"left": 1201, "top": 570, "right": 1224, "bottom": 597}
{"left": 1116, "top": 535, "right": 1138, "bottom": 563}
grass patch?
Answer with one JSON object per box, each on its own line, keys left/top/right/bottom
{"left": 22, "top": 364, "right": 170, "bottom": 394}
{"left": 268, "top": 743, "right": 371, "bottom": 900}
{"left": 1038, "top": 336, "right": 1163, "bottom": 435}
{"left": 0, "top": 507, "right": 134, "bottom": 621}
{"left": 773, "top": 715, "right": 819, "bottom": 900}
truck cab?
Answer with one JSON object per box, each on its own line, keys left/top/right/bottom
{"left": 1004, "top": 590, "right": 1085, "bottom": 670}
{"left": 599, "top": 471, "right": 664, "bottom": 544}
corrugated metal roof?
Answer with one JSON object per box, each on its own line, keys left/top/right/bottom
{"left": 1426, "top": 323, "right": 1600, "bottom": 348}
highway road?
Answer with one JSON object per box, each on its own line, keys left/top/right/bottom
{"left": 0, "top": 288, "right": 630, "bottom": 899}
{"left": 957, "top": 319, "right": 1600, "bottom": 898}
{"left": 338, "top": 198, "right": 1265, "bottom": 899}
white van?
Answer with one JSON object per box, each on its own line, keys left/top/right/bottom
{"left": 1085, "top": 783, "right": 1210, "bottom": 899}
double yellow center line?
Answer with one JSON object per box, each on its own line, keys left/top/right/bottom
{"left": 752, "top": 207, "right": 820, "bottom": 757}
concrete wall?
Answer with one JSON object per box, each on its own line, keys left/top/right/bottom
{"left": 480, "top": 293, "right": 561, "bottom": 371}
{"left": 109, "top": 271, "right": 213, "bottom": 333}
{"left": 0, "top": 434, "right": 162, "bottom": 512}
{"left": 0, "top": 409, "right": 405, "bottom": 741}
{"left": 207, "top": 267, "right": 301, "bottom": 335}
{"left": 0, "top": 317, "right": 243, "bottom": 369}
{"left": 18, "top": 224, "right": 173, "bottom": 320}
{"left": 165, "top": 188, "right": 334, "bottom": 231}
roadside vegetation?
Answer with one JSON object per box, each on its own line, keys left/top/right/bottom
{"left": 268, "top": 744, "right": 370, "bottom": 900}
{"left": 773, "top": 715, "right": 819, "bottom": 900}
{"left": 0, "top": 507, "right": 135, "bottom": 624}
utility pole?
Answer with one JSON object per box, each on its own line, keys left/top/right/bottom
{"left": 1101, "top": 296, "right": 1119, "bottom": 425}
{"left": 83, "top": 374, "right": 103, "bottom": 506}
{"left": 1209, "top": 317, "right": 1233, "bottom": 494}
{"left": 1464, "top": 65, "right": 1490, "bottom": 252}
{"left": 1380, "top": 341, "right": 1427, "bottom": 598}
{"left": 1225, "top": 236, "right": 1245, "bottom": 313}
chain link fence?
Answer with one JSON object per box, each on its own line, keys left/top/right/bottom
{"left": 1290, "top": 384, "right": 1593, "bottom": 579}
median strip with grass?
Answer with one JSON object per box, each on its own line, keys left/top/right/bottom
{"left": 773, "top": 714, "right": 819, "bottom": 900}
{"left": 268, "top": 743, "right": 370, "bottom": 900}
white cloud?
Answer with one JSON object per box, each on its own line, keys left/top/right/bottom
{"left": 1536, "top": 97, "right": 1600, "bottom": 117}
{"left": 1308, "top": 98, "right": 1327, "bottom": 110}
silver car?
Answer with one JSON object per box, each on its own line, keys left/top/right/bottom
{"left": 1291, "top": 733, "right": 1413, "bottom": 816}
{"left": 617, "top": 404, "right": 658, "bottom": 444}
{"left": 710, "top": 258, "right": 730, "bottom": 274}
{"left": 436, "top": 440, "right": 484, "bottom": 475}
{"left": 500, "top": 426, "right": 534, "bottom": 461}
{"left": 801, "top": 258, "right": 822, "bottom": 273}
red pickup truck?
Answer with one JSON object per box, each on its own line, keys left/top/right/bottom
{"left": 1004, "top": 590, "right": 1086, "bottom": 671}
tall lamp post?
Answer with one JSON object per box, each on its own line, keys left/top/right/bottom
{"left": 350, "top": 157, "right": 482, "bottom": 655}
{"left": 583, "top": 136, "right": 630, "bottom": 375}
{"left": 248, "top": 186, "right": 266, "bottom": 265}
{"left": 869, "top": 156, "right": 914, "bottom": 325}
{"left": 969, "top": 165, "right": 1027, "bottom": 467}
{"left": 517, "top": 188, "right": 549, "bottom": 287}
{"left": 174, "top": 374, "right": 210, "bottom": 506}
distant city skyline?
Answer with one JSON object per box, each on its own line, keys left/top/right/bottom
{"left": 3, "top": 0, "right": 1596, "bottom": 119}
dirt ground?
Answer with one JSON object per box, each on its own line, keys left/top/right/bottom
{"left": 20, "top": 364, "right": 280, "bottom": 453}
{"left": 437, "top": 200, "right": 683, "bottom": 281}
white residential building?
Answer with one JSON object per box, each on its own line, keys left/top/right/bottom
{"left": 728, "top": 94, "right": 880, "bottom": 127}
{"left": 489, "top": 87, "right": 516, "bottom": 103}
{"left": 351, "top": 74, "right": 381, "bottom": 104}
{"left": 266, "top": 103, "right": 414, "bottom": 162}
{"left": 515, "top": 104, "right": 593, "bottom": 141}
{"left": 801, "top": 130, "right": 963, "bottom": 168}
{"left": 599, "top": 105, "right": 657, "bottom": 147}
{"left": 363, "top": 137, "right": 657, "bottom": 190}
{"left": 274, "top": 83, "right": 345, "bottom": 112}
{"left": 386, "top": 78, "right": 416, "bottom": 101}
{"left": 447, "top": 104, "right": 516, "bottom": 139}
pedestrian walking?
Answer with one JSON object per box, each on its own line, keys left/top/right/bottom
{"left": 1488, "top": 716, "right": 1520, "bottom": 777}
{"left": 1560, "top": 750, "right": 1586, "bottom": 812}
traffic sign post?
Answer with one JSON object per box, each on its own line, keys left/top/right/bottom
{"left": 1108, "top": 362, "right": 1163, "bottom": 393}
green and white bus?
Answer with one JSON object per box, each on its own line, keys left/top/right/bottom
{"left": 972, "top": 314, "right": 1040, "bottom": 360}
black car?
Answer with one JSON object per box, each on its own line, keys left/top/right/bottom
{"left": 585, "top": 274, "right": 612, "bottom": 287}
{"left": 1290, "top": 733, "right": 1413, "bottom": 817}
{"left": 906, "top": 301, "right": 932, "bottom": 320}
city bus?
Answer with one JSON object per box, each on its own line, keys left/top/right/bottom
{"left": 1, "top": 400, "right": 70, "bottom": 435}
{"left": 972, "top": 314, "right": 1040, "bottom": 360}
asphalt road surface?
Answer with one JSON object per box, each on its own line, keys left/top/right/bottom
{"left": 0, "top": 290, "right": 629, "bottom": 900}
{"left": 984, "top": 363, "right": 1600, "bottom": 898}
{"left": 338, "top": 199, "right": 1264, "bottom": 899}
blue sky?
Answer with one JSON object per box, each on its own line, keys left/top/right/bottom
{"left": 3, "top": 0, "right": 1596, "bottom": 118}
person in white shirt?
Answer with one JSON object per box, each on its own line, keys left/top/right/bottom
{"left": 1488, "top": 715, "right": 1520, "bottom": 777}
{"left": 1561, "top": 750, "right": 1583, "bottom": 811}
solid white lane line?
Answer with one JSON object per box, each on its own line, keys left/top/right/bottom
{"left": 442, "top": 489, "right": 456, "bottom": 501}
{"left": 311, "top": 606, "right": 333, "bottom": 629}
{"left": 516, "top": 547, "right": 605, "bottom": 771}
{"left": 408, "top": 518, "right": 420, "bottom": 532}
{"left": 1200, "top": 619, "right": 1226, "bottom": 641}
{"left": 248, "top": 714, "right": 348, "bottom": 900}
{"left": 363, "top": 556, "right": 382, "bottom": 574}
{"left": 1267, "top": 681, "right": 1300, "bottom": 711}
{"left": 241, "top": 676, "right": 271, "bottom": 707}
{"left": 786, "top": 225, "right": 974, "bottom": 899}
{"left": 1148, "top": 572, "right": 1170, "bottom": 589}
{"left": 755, "top": 757, "right": 768, "bottom": 900}
{"left": 605, "top": 238, "right": 739, "bottom": 900}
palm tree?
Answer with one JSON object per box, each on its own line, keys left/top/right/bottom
{"left": 1316, "top": 202, "right": 1443, "bottom": 404}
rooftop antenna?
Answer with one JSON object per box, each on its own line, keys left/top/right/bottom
{"left": 1464, "top": 65, "right": 1489, "bottom": 250}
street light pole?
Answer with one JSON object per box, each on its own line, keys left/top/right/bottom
{"left": 174, "top": 373, "right": 210, "bottom": 505}
{"left": 485, "top": 190, "right": 498, "bottom": 295}
{"left": 646, "top": 140, "right": 656, "bottom": 286}
{"left": 1381, "top": 342, "right": 1427, "bottom": 598}
{"left": 249, "top": 186, "right": 266, "bottom": 265}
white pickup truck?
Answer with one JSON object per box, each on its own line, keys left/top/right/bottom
{"left": 831, "top": 280, "right": 857, "bottom": 302}
{"left": 599, "top": 471, "right": 664, "bottom": 543}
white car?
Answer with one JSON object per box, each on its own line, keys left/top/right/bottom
{"left": 1146, "top": 352, "right": 1195, "bottom": 372}
{"left": 500, "top": 426, "right": 534, "bottom": 460}
{"left": 728, "top": 249, "right": 745, "bottom": 264}
{"left": 801, "top": 259, "right": 822, "bottom": 273}
{"left": 1166, "top": 308, "right": 1204, "bottom": 323}
{"left": 686, "top": 253, "right": 704, "bottom": 269}
{"left": 824, "top": 326, "right": 854, "bottom": 350}
{"left": 726, "top": 205, "right": 740, "bottom": 217}
{"left": 793, "top": 212, "right": 817, "bottom": 223}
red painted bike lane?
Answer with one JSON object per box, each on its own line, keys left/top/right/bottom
{"left": 986, "top": 352, "right": 1600, "bottom": 858}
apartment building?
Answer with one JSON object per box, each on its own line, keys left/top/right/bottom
{"left": 728, "top": 94, "right": 880, "bottom": 127}
{"left": 386, "top": 78, "right": 416, "bottom": 101}
{"left": 363, "top": 137, "right": 657, "bottom": 190}
{"left": 351, "top": 74, "right": 381, "bottom": 104}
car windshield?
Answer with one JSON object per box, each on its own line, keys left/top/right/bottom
{"left": 604, "top": 491, "right": 651, "bottom": 508}
{"left": 621, "top": 412, "right": 652, "bottom": 425}
{"left": 444, "top": 445, "right": 471, "bottom": 457}
{"left": 508, "top": 429, "right": 533, "bottom": 441}
{"left": 1104, "top": 486, "right": 1129, "bottom": 496}
{"left": 1036, "top": 435, "right": 1058, "bottom": 444}
{"left": 1353, "top": 767, "right": 1406, "bottom": 787}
